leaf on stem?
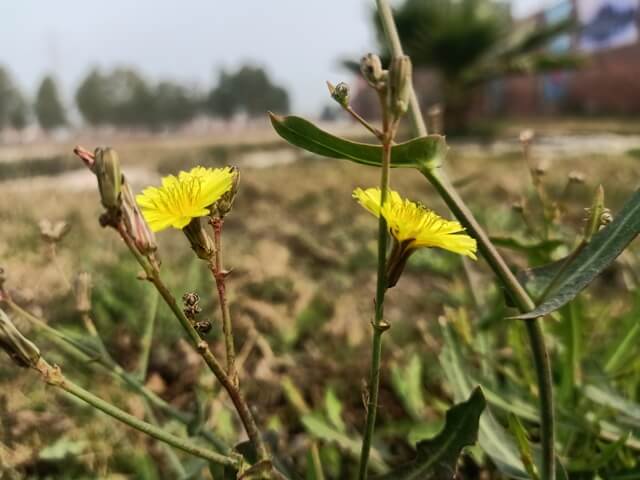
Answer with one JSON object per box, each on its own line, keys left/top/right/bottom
{"left": 373, "top": 387, "right": 485, "bottom": 480}
{"left": 514, "top": 189, "right": 640, "bottom": 319}
{"left": 268, "top": 113, "right": 447, "bottom": 170}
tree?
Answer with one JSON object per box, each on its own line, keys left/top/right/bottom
{"left": 373, "top": 0, "right": 581, "bottom": 131}
{"left": 206, "top": 65, "right": 289, "bottom": 119}
{"left": 0, "top": 66, "right": 29, "bottom": 131}
{"left": 151, "top": 81, "right": 199, "bottom": 128}
{"left": 35, "top": 75, "right": 67, "bottom": 130}
{"left": 76, "top": 68, "right": 154, "bottom": 128}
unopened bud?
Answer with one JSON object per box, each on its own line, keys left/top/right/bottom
{"left": 39, "top": 219, "right": 70, "bottom": 243}
{"left": 74, "top": 272, "right": 92, "bottom": 313}
{"left": 211, "top": 167, "right": 240, "bottom": 218}
{"left": 121, "top": 182, "right": 157, "bottom": 256}
{"left": 94, "top": 147, "right": 122, "bottom": 211}
{"left": 360, "top": 53, "right": 386, "bottom": 89}
{"left": 584, "top": 185, "right": 606, "bottom": 242}
{"left": 0, "top": 309, "right": 40, "bottom": 368}
{"left": 600, "top": 209, "right": 613, "bottom": 225}
{"left": 327, "top": 81, "right": 349, "bottom": 108}
{"left": 182, "top": 218, "right": 214, "bottom": 260}
{"left": 388, "top": 55, "right": 412, "bottom": 118}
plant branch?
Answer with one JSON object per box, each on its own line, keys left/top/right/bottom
{"left": 3, "top": 295, "right": 228, "bottom": 451}
{"left": 116, "top": 223, "right": 269, "bottom": 462}
{"left": 31, "top": 357, "right": 239, "bottom": 467}
{"left": 208, "top": 217, "right": 237, "bottom": 383}
{"left": 358, "top": 82, "right": 394, "bottom": 480}
{"left": 376, "top": 1, "right": 556, "bottom": 479}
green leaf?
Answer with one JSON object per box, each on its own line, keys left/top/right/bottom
{"left": 373, "top": 387, "right": 485, "bottom": 480}
{"left": 301, "top": 413, "right": 388, "bottom": 473}
{"left": 507, "top": 414, "right": 539, "bottom": 480}
{"left": 582, "top": 384, "right": 640, "bottom": 428}
{"left": 491, "top": 236, "right": 564, "bottom": 255}
{"left": 439, "top": 320, "right": 567, "bottom": 479}
{"left": 269, "top": 113, "right": 447, "bottom": 169}
{"left": 324, "top": 388, "right": 346, "bottom": 433}
{"left": 391, "top": 353, "right": 427, "bottom": 420}
{"left": 514, "top": 189, "right": 640, "bottom": 319}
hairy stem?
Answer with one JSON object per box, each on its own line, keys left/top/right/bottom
{"left": 117, "top": 224, "right": 268, "bottom": 461}
{"left": 376, "top": 1, "right": 556, "bottom": 478}
{"left": 209, "top": 217, "right": 237, "bottom": 382}
{"left": 32, "top": 358, "right": 238, "bottom": 467}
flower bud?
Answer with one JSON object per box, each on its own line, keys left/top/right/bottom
{"left": 584, "top": 185, "right": 606, "bottom": 242}
{"left": 94, "top": 147, "right": 122, "bottom": 211}
{"left": 360, "top": 53, "right": 386, "bottom": 89}
{"left": 74, "top": 272, "right": 92, "bottom": 314}
{"left": 183, "top": 218, "right": 214, "bottom": 260}
{"left": 211, "top": 167, "right": 240, "bottom": 218}
{"left": 0, "top": 308, "right": 40, "bottom": 368}
{"left": 327, "top": 81, "right": 350, "bottom": 108}
{"left": 121, "top": 182, "right": 158, "bottom": 256}
{"left": 388, "top": 55, "right": 412, "bottom": 118}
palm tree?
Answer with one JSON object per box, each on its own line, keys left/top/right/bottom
{"left": 373, "top": 0, "right": 581, "bottom": 132}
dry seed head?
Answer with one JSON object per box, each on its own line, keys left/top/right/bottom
{"left": 360, "top": 53, "right": 386, "bottom": 89}
{"left": 519, "top": 129, "right": 535, "bottom": 144}
{"left": 74, "top": 272, "right": 92, "bottom": 313}
{"left": 568, "top": 171, "right": 586, "bottom": 184}
{"left": 0, "top": 308, "right": 41, "bottom": 369}
{"left": 39, "top": 219, "right": 70, "bottom": 243}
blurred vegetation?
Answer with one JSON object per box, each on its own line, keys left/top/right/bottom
{"left": 0, "top": 66, "right": 29, "bottom": 131}
{"left": 1, "top": 131, "right": 639, "bottom": 477}
{"left": 373, "top": 0, "right": 582, "bottom": 131}
{"left": 0, "top": 62, "right": 289, "bottom": 133}
{"left": 34, "top": 76, "right": 67, "bottom": 131}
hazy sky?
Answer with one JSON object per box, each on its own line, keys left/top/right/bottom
{"left": 0, "top": 0, "right": 550, "bottom": 115}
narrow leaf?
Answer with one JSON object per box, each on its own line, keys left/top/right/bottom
{"left": 374, "top": 387, "right": 485, "bottom": 480}
{"left": 269, "top": 113, "right": 447, "bottom": 169}
{"left": 514, "top": 189, "right": 640, "bottom": 319}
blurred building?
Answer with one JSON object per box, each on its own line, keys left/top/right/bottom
{"left": 485, "top": 0, "right": 640, "bottom": 115}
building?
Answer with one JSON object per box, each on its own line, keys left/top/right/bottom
{"left": 485, "top": 0, "right": 640, "bottom": 115}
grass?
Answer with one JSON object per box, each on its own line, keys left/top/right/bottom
{"left": 1, "top": 124, "right": 639, "bottom": 478}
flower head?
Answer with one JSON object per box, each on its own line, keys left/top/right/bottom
{"left": 353, "top": 187, "right": 477, "bottom": 287}
{"left": 137, "top": 166, "right": 234, "bottom": 232}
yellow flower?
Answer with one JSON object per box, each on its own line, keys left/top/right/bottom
{"left": 137, "top": 166, "right": 234, "bottom": 232}
{"left": 353, "top": 187, "right": 477, "bottom": 287}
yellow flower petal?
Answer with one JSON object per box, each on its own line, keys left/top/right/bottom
{"left": 353, "top": 187, "right": 477, "bottom": 259}
{"left": 136, "top": 166, "right": 234, "bottom": 232}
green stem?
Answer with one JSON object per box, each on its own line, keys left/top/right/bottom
{"left": 144, "top": 399, "right": 188, "bottom": 478}
{"left": 138, "top": 288, "right": 159, "bottom": 381}
{"left": 358, "top": 111, "right": 393, "bottom": 479}
{"left": 117, "top": 224, "right": 269, "bottom": 462}
{"left": 375, "top": 1, "right": 556, "bottom": 478}
{"left": 32, "top": 358, "right": 238, "bottom": 467}
{"left": 5, "top": 297, "right": 228, "bottom": 451}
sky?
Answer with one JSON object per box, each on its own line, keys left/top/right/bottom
{"left": 0, "top": 0, "right": 551, "bottom": 116}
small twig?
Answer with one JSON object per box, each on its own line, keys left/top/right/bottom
{"left": 345, "top": 105, "right": 384, "bottom": 140}
{"left": 3, "top": 296, "right": 228, "bottom": 451}
{"left": 117, "top": 223, "right": 269, "bottom": 462}
{"left": 208, "top": 217, "right": 237, "bottom": 383}
{"left": 31, "top": 357, "right": 238, "bottom": 468}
